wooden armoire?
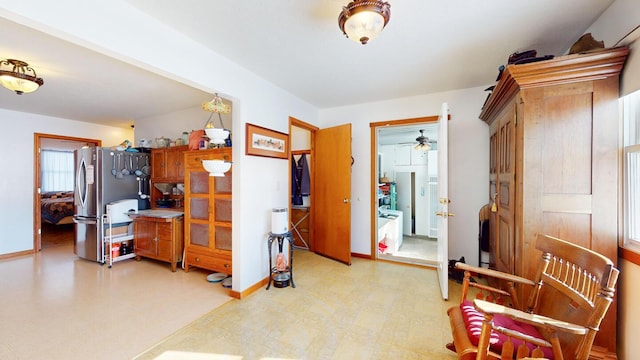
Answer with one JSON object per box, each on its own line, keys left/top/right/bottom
{"left": 479, "top": 47, "right": 629, "bottom": 356}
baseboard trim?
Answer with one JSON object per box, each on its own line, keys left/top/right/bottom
{"left": 0, "top": 249, "right": 34, "bottom": 260}
{"left": 231, "top": 276, "right": 270, "bottom": 299}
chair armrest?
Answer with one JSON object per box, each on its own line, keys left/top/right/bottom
{"left": 456, "top": 262, "right": 536, "bottom": 286}
{"left": 474, "top": 299, "right": 587, "bottom": 335}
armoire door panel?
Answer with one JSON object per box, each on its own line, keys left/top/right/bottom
{"left": 497, "top": 215, "right": 512, "bottom": 273}
{"left": 490, "top": 133, "right": 498, "bottom": 173}
{"left": 541, "top": 212, "right": 593, "bottom": 256}
{"left": 499, "top": 182, "right": 510, "bottom": 207}
{"left": 541, "top": 92, "right": 593, "bottom": 195}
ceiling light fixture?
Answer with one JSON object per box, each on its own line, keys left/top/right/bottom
{"left": 338, "top": 0, "right": 391, "bottom": 45}
{"left": 415, "top": 129, "right": 432, "bottom": 151}
{"left": 0, "top": 59, "right": 44, "bottom": 95}
{"left": 201, "top": 93, "right": 233, "bottom": 177}
{"left": 202, "top": 93, "right": 231, "bottom": 145}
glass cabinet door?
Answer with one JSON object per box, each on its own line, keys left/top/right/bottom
{"left": 213, "top": 169, "right": 232, "bottom": 250}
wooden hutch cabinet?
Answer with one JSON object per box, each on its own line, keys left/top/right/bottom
{"left": 150, "top": 145, "right": 188, "bottom": 209}
{"left": 480, "top": 47, "right": 628, "bottom": 356}
{"left": 183, "top": 148, "right": 232, "bottom": 274}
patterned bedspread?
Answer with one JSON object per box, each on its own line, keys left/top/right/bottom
{"left": 41, "top": 191, "right": 74, "bottom": 224}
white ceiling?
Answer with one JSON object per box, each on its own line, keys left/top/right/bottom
{"left": 0, "top": 0, "right": 614, "bottom": 144}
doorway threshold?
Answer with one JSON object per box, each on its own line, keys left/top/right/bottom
{"left": 378, "top": 254, "right": 437, "bottom": 268}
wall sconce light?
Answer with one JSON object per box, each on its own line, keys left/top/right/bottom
{"left": 0, "top": 59, "right": 44, "bottom": 94}
{"left": 338, "top": 0, "right": 391, "bottom": 45}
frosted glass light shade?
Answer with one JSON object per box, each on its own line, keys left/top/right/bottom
{"left": 202, "top": 160, "right": 231, "bottom": 177}
{"left": 344, "top": 11, "right": 385, "bottom": 44}
{"left": 0, "top": 59, "right": 44, "bottom": 95}
{"left": 205, "top": 128, "right": 229, "bottom": 144}
{"left": 338, "top": 1, "right": 390, "bottom": 45}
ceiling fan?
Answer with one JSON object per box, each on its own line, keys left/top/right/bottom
{"left": 414, "top": 129, "right": 436, "bottom": 150}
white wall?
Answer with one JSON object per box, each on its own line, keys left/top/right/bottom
{"left": 320, "top": 87, "right": 490, "bottom": 262}
{"left": 134, "top": 105, "right": 232, "bottom": 148}
{"left": 0, "top": 108, "right": 132, "bottom": 254}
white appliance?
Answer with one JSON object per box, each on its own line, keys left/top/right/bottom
{"left": 106, "top": 199, "right": 138, "bottom": 224}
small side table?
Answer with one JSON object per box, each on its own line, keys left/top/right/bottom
{"left": 266, "top": 231, "right": 295, "bottom": 289}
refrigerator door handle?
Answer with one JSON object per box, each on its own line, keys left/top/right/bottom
{"left": 76, "top": 157, "right": 89, "bottom": 208}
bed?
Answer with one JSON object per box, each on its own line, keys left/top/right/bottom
{"left": 41, "top": 191, "right": 75, "bottom": 225}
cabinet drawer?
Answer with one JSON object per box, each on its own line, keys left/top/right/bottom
{"left": 185, "top": 252, "right": 232, "bottom": 274}
{"left": 184, "top": 148, "right": 232, "bottom": 168}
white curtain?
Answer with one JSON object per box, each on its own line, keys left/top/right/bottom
{"left": 41, "top": 150, "right": 74, "bottom": 192}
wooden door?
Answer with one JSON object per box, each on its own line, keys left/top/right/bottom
{"left": 315, "top": 124, "right": 352, "bottom": 265}
{"left": 151, "top": 149, "right": 166, "bottom": 179}
{"left": 492, "top": 102, "right": 516, "bottom": 274}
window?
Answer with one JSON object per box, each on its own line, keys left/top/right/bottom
{"left": 41, "top": 150, "right": 74, "bottom": 192}
{"left": 623, "top": 90, "right": 640, "bottom": 247}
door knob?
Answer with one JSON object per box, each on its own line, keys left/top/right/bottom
{"left": 343, "top": 198, "right": 350, "bottom": 203}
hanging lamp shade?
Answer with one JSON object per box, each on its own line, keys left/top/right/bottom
{"left": 202, "top": 93, "right": 231, "bottom": 144}
{"left": 338, "top": 0, "right": 391, "bottom": 45}
{"left": 202, "top": 93, "right": 231, "bottom": 114}
{"left": 0, "top": 59, "right": 44, "bottom": 94}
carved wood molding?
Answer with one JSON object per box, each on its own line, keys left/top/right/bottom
{"left": 480, "top": 47, "right": 629, "bottom": 124}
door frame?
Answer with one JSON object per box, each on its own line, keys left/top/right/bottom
{"left": 34, "top": 133, "right": 101, "bottom": 252}
{"left": 369, "top": 116, "right": 439, "bottom": 260}
{"left": 288, "top": 117, "right": 318, "bottom": 252}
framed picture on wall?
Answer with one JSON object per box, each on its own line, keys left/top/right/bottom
{"left": 245, "top": 123, "right": 289, "bottom": 159}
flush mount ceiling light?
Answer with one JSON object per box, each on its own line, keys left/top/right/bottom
{"left": 338, "top": 0, "right": 391, "bottom": 45}
{"left": 0, "top": 59, "right": 44, "bottom": 95}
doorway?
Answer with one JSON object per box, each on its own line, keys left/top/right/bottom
{"left": 370, "top": 117, "right": 439, "bottom": 266}
{"left": 34, "top": 133, "right": 101, "bottom": 252}
{"left": 289, "top": 117, "right": 353, "bottom": 265}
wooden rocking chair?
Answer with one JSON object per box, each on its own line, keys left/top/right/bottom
{"left": 446, "top": 234, "right": 619, "bottom": 359}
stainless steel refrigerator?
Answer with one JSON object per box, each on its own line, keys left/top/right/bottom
{"left": 73, "top": 147, "right": 146, "bottom": 262}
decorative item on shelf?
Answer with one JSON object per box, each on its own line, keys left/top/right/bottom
{"left": 569, "top": 33, "right": 605, "bottom": 54}
{"left": 202, "top": 93, "right": 231, "bottom": 145}
{"left": 338, "top": 0, "right": 391, "bottom": 45}
{"left": 155, "top": 137, "right": 170, "bottom": 148}
{"left": 0, "top": 58, "right": 44, "bottom": 94}
{"left": 202, "top": 159, "right": 231, "bottom": 177}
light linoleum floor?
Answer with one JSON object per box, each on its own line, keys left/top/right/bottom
{"left": 0, "top": 240, "right": 231, "bottom": 360}
{"left": 3, "top": 226, "right": 461, "bottom": 360}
